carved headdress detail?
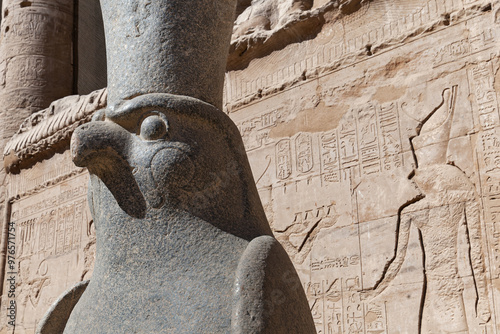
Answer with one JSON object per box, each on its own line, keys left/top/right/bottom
{"left": 412, "top": 85, "right": 458, "bottom": 166}
{"left": 37, "top": 1, "right": 315, "bottom": 333}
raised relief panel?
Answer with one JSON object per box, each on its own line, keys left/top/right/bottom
{"left": 432, "top": 26, "right": 495, "bottom": 68}
{"left": 238, "top": 106, "right": 286, "bottom": 152}
{"left": 227, "top": 2, "right": 500, "bottom": 332}
{"left": 307, "top": 224, "right": 392, "bottom": 334}
{"left": 1, "top": 152, "right": 93, "bottom": 334}
{"left": 8, "top": 150, "right": 85, "bottom": 198}
{"left": 5, "top": 174, "right": 92, "bottom": 333}
{"left": 279, "top": 202, "right": 340, "bottom": 265}
{"left": 225, "top": 0, "right": 474, "bottom": 110}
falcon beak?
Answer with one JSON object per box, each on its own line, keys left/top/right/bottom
{"left": 71, "top": 121, "right": 147, "bottom": 218}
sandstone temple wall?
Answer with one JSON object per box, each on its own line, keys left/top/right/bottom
{"left": 2, "top": 0, "right": 500, "bottom": 333}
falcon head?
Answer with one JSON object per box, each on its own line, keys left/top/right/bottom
{"left": 71, "top": 93, "right": 271, "bottom": 240}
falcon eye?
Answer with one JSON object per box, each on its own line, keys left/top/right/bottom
{"left": 140, "top": 115, "right": 168, "bottom": 141}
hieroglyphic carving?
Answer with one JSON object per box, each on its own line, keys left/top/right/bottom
{"left": 303, "top": 200, "right": 393, "bottom": 333}
{"left": 320, "top": 130, "right": 341, "bottom": 183}
{"left": 225, "top": 0, "right": 489, "bottom": 109}
{"left": 276, "top": 139, "right": 293, "bottom": 180}
{"left": 320, "top": 102, "right": 403, "bottom": 183}
{"left": 296, "top": 133, "right": 314, "bottom": 174}
{"left": 238, "top": 106, "right": 287, "bottom": 151}
{"left": 8, "top": 150, "right": 85, "bottom": 199}
{"left": 432, "top": 28, "right": 495, "bottom": 67}
{"left": 377, "top": 103, "right": 403, "bottom": 172}
{"left": 16, "top": 193, "right": 88, "bottom": 258}
{"left": 1, "top": 169, "right": 93, "bottom": 333}
{"left": 339, "top": 112, "right": 360, "bottom": 181}
{"left": 238, "top": 97, "right": 405, "bottom": 189}
{"left": 468, "top": 61, "right": 500, "bottom": 280}
{"left": 357, "top": 104, "right": 381, "bottom": 175}
{"left": 311, "top": 254, "right": 360, "bottom": 272}
{"left": 276, "top": 204, "right": 339, "bottom": 264}
{"left": 38, "top": 211, "right": 56, "bottom": 253}
{"left": 469, "top": 62, "right": 499, "bottom": 132}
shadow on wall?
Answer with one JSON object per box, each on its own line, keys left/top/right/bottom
{"left": 76, "top": 0, "right": 107, "bottom": 95}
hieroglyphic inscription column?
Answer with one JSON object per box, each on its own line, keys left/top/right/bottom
{"left": 0, "top": 0, "right": 74, "bottom": 312}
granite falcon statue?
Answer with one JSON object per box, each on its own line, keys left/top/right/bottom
{"left": 36, "top": 0, "right": 315, "bottom": 333}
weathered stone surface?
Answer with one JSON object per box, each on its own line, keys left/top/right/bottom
{"left": 0, "top": 2, "right": 75, "bottom": 333}
{"left": 225, "top": 1, "right": 500, "bottom": 333}
{"left": 0, "top": 88, "right": 104, "bottom": 334}
{"left": 3, "top": 89, "right": 108, "bottom": 174}
{"left": 34, "top": 0, "right": 315, "bottom": 332}
{"left": 229, "top": 0, "right": 367, "bottom": 71}
{"left": 6, "top": 0, "right": 500, "bottom": 333}
{"left": 101, "top": 0, "right": 235, "bottom": 110}
{"left": 56, "top": 94, "right": 313, "bottom": 333}
{"left": 0, "top": 154, "right": 94, "bottom": 334}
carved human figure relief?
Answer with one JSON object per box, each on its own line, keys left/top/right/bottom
{"left": 363, "top": 86, "right": 491, "bottom": 333}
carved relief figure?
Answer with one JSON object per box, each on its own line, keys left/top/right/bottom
{"left": 276, "top": 204, "right": 339, "bottom": 264}
{"left": 364, "top": 86, "right": 491, "bottom": 332}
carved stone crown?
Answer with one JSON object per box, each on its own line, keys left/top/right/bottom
{"left": 100, "top": 0, "right": 236, "bottom": 110}
{"left": 412, "top": 85, "right": 457, "bottom": 166}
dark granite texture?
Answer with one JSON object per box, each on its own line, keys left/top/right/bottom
{"left": 53, "top": 94, "right": 313, "bottom": 333}
{"left": 36, "top": 281, "right": 89, "bottom": 334}
{"left": 37, "top": 0, "right": 315, "bottom": 332}
{"left": 100, "top": 0, "right": 235, "bottom": 110}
